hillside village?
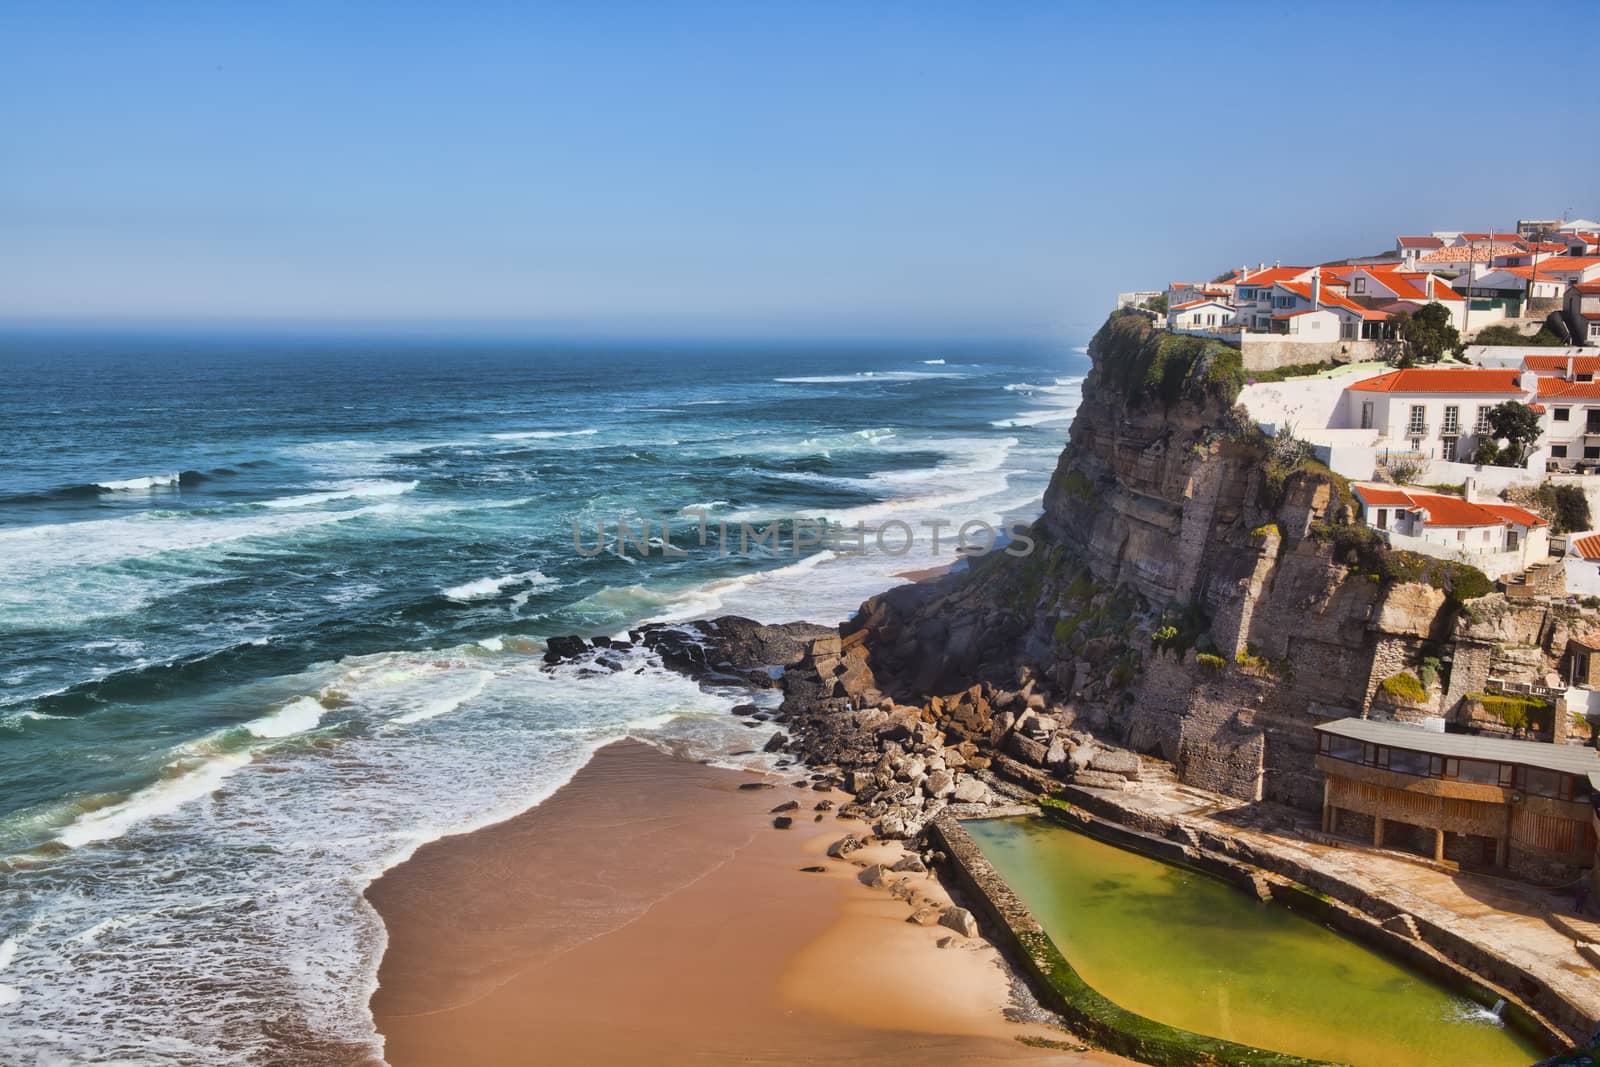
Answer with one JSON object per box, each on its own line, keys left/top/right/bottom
{"left": 1090, "top": 217, "right": 1600, "bottom": 922}
{"left": 1118, "top": 216, "right": 1600, "bottom": 596}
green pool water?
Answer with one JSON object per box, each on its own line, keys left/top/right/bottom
{"left": 964, "top": 818, "right": 1544, "bottom": 1067}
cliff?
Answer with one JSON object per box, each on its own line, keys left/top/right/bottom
{"left": 837, "top": 313, "right": 1592, "bottom": 811}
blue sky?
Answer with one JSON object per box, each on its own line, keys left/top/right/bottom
{"left": 2, "top": 2, "right": 1597, "bottom": 338}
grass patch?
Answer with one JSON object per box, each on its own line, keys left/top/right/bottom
{"left": 1379, "top": 672, "right": 1427, "bottom": 704}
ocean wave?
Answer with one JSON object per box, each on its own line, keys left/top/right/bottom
{"left": 55, "top": 749, "right": 253, "bottom": 849}
{"left": 96, "top": 473, "right": 185, "bottom": 492}
{"left": 243, "top": 697, "right": 329, "bottom": 739}
{"left": 774, "top": 370, "right": 961, "bottom": 384}
{"left": 486, "top": 428, "right": 599, "bottom": 441}
{"left": 440, "top": 568, "right": 553, "bottom": 602}
{"left": 991, "top": 409, "right": 1076, "bottom": 428}
{"left": 921, "top": 359, "right": 946, "bottom": 365}
{"left": 259, "top": 479, "right": 419, "bottom": 510}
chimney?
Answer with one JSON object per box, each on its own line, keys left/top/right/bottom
{"left": 1463, "top": 477, "right": 1477, "bottom": 503}
{"left": 1569, "top": 354, "right": 1575, "bottom": 380}
{"left": 1311, "top": 267, "right": 1321, "bottom": 307}
{"left": 1258, "top": 262, "right": 1265, "bottom": 272}
{"left": 1426, "top": 273, "right": 1435, "bottom": 299}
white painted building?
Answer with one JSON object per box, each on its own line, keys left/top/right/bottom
{"left": 1351, "top": 483, "right": 1549, "bottom": 579}
{"left": 1166, "top": 298, "right": 1235, "bottom": 332}
{"left": 1564, "top": 279, "right": 1600, "bottom": 346}
{"left": 1342, "top": 367, "right": 1533, "bottom": 462}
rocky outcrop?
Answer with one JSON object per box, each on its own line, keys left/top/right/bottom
{"left": 803, "top": 314, "right": 1593, "bottom": 813}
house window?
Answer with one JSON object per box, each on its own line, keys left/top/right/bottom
{"left": 1475, "top": 407, "right": 1493, "bottom": 433}
{"left": 1442, "top": 406, "right": 1459, "bottom": 433}
{"left": 1441, "top": 437, "right": 1457, "bottom": 461}
{"left": 1507, "top": 530, "right": 1520, "bottom": 550}
{"left": 1360, "top": 401, "right": 1374, "bottom": 429}
{"left": 1408, "top": 405, "right": 1426, "bottom": 434}
{"left": 1582, "top": 373, "right": 1595, "bottom": 382}
{"left": 1555, "top": 407, "right": 1570, "bottom": 422}
{"left": 1355, "top": 278, "right": 1366, "bottom": 294}
{"left": 1553, "top": 444, "right": 1569, "bottom": 458}
{"left": 1588, "top": 446, "right": 1600, "bottom": 461}
{"left": 1376, "top": 508, "right": 1388, "bottom": 530}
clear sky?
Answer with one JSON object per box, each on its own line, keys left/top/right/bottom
{"left": 3, "top": 2, "right": 1597, "bottom": 339}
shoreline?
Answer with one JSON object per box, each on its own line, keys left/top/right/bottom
{"left": 366, "top": 738, "right": 1115, "bottom": 1066}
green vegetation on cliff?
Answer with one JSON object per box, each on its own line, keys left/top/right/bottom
{"left": 1091, "top": 312, "right": 1244, "bottom": 408}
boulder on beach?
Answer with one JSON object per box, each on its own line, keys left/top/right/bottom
{"left": 826, "top": 835, "right": 862, "bottom": 859}
{"left": 938, "top": 906, "right": 979, "bottom": 938}
{"left": 858, "top": 864, "right": 889, "bottom": 888}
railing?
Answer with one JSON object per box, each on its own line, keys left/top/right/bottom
{"left": 1486, "top": 677, "right": 1565, "bottom": 701}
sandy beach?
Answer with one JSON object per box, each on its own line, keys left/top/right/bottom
{"left": 368, "top": 740, "right": 1118, "bottom": 1066}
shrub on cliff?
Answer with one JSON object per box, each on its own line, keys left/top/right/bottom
{"left": 1379, "top": 672, "right": 1427, "bottom": 704}
{"left": 1532, "top": 483, "right": 1590, "bottom": 534}
{"left": 1088, "top": 313, "right": 1243, "bottom": 408}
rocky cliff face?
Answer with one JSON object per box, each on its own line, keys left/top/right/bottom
{"left": 837, "top": 314, "right": 1589, "bottom": 812}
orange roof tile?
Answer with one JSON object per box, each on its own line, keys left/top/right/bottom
{"left": 1525, "top": 355, "right": 1600, "bottom": 372}
{"left": 1237, "top": 267, "right": 1312, "bottom": 287}
{"left": 1534, "top": 257, "right": 1600, "bottom": 273}
{"left": 1353, "top": 484, "right": 1414, "bottom": 506}
{"left": 1574, "top": 534, "right": 1600, "bottom": 561}
{"left": 1478, "top": 503, "right": 1547, "bottom": 528}
{"left": 1537, "top": 379, "right": 1600, "bottom": 398}
{"left": 1347, "top": 369, "right": 1525, "bottom": 395}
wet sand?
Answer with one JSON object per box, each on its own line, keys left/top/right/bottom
{"left": 368, "top": 740, "right": 1117, "bottom": 1066}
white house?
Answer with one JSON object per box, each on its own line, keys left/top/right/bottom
{"left": 1231, "top": 265, "right": 1316, "bottom": 331}
{"left": 1351, "top": 483, "right": 1548, "bottom": 579}
{"left": 1565, "top": 280, "right": 1600, "bottom": 347}
{"left": 1343, "top": 367, "right": 1532, "bottom": 462}
{"left": 1335, "top": 266, "right": 1468, "bottom": 330}
{"left": 1396, "top": 236, "right": 1445, "bottom": 266}
{"left": 1167, "top": 298, "right": 1235, "bottom": 332}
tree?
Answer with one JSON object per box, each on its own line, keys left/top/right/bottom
{"left": 1143, "top": 293, "right": 1168, "bottom": 314}
{"left": 1473, "top": 400, "right": 1543, "bottom": 468}
{"left": 1389, "top": 303, "right": 1464, "bottom": 367}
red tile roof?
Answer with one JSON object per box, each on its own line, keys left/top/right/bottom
{"left": 1573, "top": 280, "right": 1600, "bottom": 295}
{"left": 1537, "top": 378, "right": 1600, "bottom": 398}
{"left": 1525, "top": 355, "right": 1600, "bottom": 372}
{"left": 1352, "top": 485, "right": 1414, "bottom": 506}
{"left": 1478, "top": 502, "right": 1547, "bottom": 528}
{"left": 1397, "top": 236, "right": 1445, "bottom": 249}
{"left": 1574, "top": 534, "right": 1600, "bottom": 561}
{"left": 1347, "top": 369, "right": 1525, "bottom": 395}
{"left": 1417, "top": 244, "right": 1524, "bottom": 264}
{"left": 1237, "top": 267, "right": 1312, "bottom": 287}
{"left": 1533, "top": 257, "right": 1600, "bottom": 274}
{"left": 1354, "top": 485, "right": 1545, "bottom": 529}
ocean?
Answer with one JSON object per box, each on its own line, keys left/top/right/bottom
{"left": 0, "top": 330, "right": 1086, "bottom": 1063}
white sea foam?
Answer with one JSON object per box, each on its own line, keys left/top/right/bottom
{"left": 440, "top": 569, "right": 553, "bottom": 602}
{"left": 487, "top": 428, "right": 599, "bottom": 441}
{"left": 55, "top": 750, "right": 253, "bottom": 849}
{"left": 991, "top": 409, "right": 1075, "bottom": 428}
{"left": 243, "top": 697, "right": 328, "bottom": 739}
{"left": 260, "top": 480, "right": 418, "bottom": 509}
{"left": 0, "top": 640, "right": 748, "bottom": 1063}
{"left": 96, "top": 473, "right": 181, "bottom": 492}
{"left": 921, "top": 358, "right": 946, "bottom": 365}
{"left": 774, "top": 370, "right": 961, "bottom": 384}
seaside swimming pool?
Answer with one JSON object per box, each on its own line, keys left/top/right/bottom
{"left": 964, "top": 817, "right": 1543, "bottom": 1067}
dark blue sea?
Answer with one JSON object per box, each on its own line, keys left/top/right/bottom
{"left": 0, "top": 329, "right": 1086, "bottom": 1061}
